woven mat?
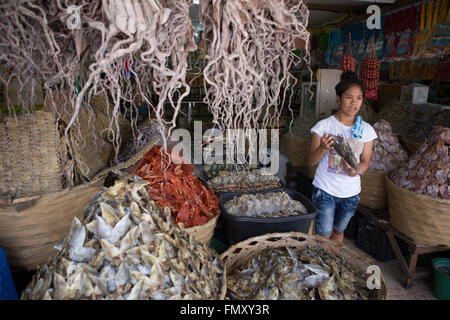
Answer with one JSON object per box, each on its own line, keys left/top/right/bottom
{"left": 0, "top": 111, "right": 64, "bottom": 198}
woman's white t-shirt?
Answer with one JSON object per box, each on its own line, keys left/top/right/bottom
{"left": 310, "top": 115, "right": 378, "bottom": 198}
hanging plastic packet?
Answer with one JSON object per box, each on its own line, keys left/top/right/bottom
{"left": 396, "top": 8, "right": 411, "bottom": 57}
{"left": 374, "top": 15, "right": 385, "bottom": 59}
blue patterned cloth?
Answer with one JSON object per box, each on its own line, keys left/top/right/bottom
{"left": 0, "top": 248, "right": 18, "bottom": 300}
{"left": 351, "top": 116, "right": 364, "bottom": 140}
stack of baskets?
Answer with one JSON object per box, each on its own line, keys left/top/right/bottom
{"left": 359, "top": 169, "right": 389, "bottom": 210}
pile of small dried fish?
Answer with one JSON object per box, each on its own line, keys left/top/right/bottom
{"left": 390, "top": 126, "right": 449, "bottom": 199}
{"left": 227, "top": 245, "right": 378, "bottom": 300}
{"left": 208, "top": 169, "right": 281, "bottom": 193}
{"left": 203, "top": 163, "right": 258, "bottom": 180}
{"left": 404, "top": 110, "right": 450, "bottom": 143}
{"left": 224, "top": 192, "right": 307, "bottom": 218}
{"left": 358, "top": 101, "right": 377, "bottom": 124}
{"left": 370, "top": 120, "right": 408, "bottom": 172}
{"left": 21, "top": 176, "right": 225, "bottom": 300}
{"left": 330, "top": 135, "right": 359, "bottom": 171}
{"left": 375, "top": 99, "right": 414, "bottom": 135}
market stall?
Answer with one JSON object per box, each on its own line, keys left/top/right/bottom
{"left": 0, "top": 0, "right": 448, "bottom": 301}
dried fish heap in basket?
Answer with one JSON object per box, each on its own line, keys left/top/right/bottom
{"left": 226, "top": 244, "right": 382, "bottom": 300}
{"left": 208, "top": 169, "right": 281, "bottom": 193}
{"left": 390, "top": 126, "right": 449, "bottom": 199}
{"left": 403, "top": 109, "right": 450, "bottom": 144}
{"left": 203, "top": 163, "right": 258, "bottom": 180}
{"left": 330, "top": 135, "right": 359, "bottom": 171}
{"left": 370, "top": 119, "right": 408, "bottom": 172}
{"left": 224, "top": 192, "right": 307, "bottom": 218}
{"left": 21, "top": 176, "right": 226, "bottom": 300}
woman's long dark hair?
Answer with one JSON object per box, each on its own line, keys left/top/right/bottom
{"left": 335, "top": 71, "right": 365, "bottom": 97}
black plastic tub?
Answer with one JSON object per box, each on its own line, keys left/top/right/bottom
{"left": 220, "top": 189, "right": 317, "bottom": 244}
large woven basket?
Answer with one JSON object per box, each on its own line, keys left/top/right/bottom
{"left": 360, "top": 170, "right": 389, "bottom": 210}
{"left": 386, "top": 176, "right": 450, "bottom": 246}
{"left": 0, "top": 180, "right": 104, "bottom": 270}
{"left": 283, "top": 135, "right": 310, "bottom": 167}
{"left": 0, "top": 111, "right": 64, "bottom": 198}
{"left": 180, "top": 215, "right": 219, "bottom": 245}
{"left": 220, "top": 232, "right": 388, "bottom": 300}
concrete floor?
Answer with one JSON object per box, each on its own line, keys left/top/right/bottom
{"left": 343, "top": 239, "right": 438, "bottom": 300}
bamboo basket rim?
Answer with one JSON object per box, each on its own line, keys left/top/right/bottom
{"left": 179, "top": 214, "right": 219, "bottom": 232}
{"left": 220, "top": 231, "right": 388, "bottom": 300}
{"left": 385, "top": 175, "right": 450, "bottom": 205}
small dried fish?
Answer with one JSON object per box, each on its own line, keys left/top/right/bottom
{"left": 224, "top": 192, "right": 308, "bottom": 218}
{"left": 226, "top": 245, "right": 381, "bottom": 300}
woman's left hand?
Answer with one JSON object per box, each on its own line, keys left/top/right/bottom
{"left": 343, "top": 161, "right": 360, "bottom": 177}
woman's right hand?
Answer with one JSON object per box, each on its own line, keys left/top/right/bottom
{"left": 319, "top": 134, "right": 334, "bottom": 151}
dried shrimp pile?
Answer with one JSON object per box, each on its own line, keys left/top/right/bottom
{"left": 136, "top": 145, "right": 220, "bottom": 228}
{"left": 224, "top": 192, "right": 307, "bottom": 218}
{"left": 200, "top": 0, "right": 311, "bottom": 159}
{"left": 370, "top": 120, "right": 408, "bottom": 172}
{"left": 390, "top": 126, "right": 449, "bottom": 199}
{"left": 227, "top": 245, "right": 379, "bottom": 300}
{"left": 22, "top": 176, "right": 225, "bottom": 300}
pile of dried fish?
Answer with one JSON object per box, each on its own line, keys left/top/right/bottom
{"left": 375, "top": 99, "right": 414, "bottom": 135}
{"left": 358, "top": 101, "right": 377, "bottom": 125}
{"left": 390, "top": 126, "right": 449, "bottom": 199}
{"left": 330, "top": 135, "right": 359, "bottom": 171}
{"left": 404, "top": 110, "right": 450, "bottom": 143}
{"left": 208, "top": 169, "right": 281, "bottom": 193}
{"left": 203, "top": 163, "right": 258, "bottom": 180}
{"left": 370, "top": 120, "right": 408, "bottom": 172}
{"left": 224, "top": 192, "right": 307, "bottom": 218}
{"left": 21, "top": 176, "right": 225, "bottom": 300}
{"left": 227, "top": 245, "right": 377, "bottom": 300}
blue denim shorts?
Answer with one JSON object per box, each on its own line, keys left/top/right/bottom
{"left": 311, "top": 186, "right": 360, "bottom": 236}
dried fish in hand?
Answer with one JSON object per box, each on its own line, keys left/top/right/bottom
{"left": 22, "top": 175, "right": 225, "bottom": 300}
{"left": 224, "top": 192, "right": 307, "bottom": 218}
{"left": 329, "top": 135, "right": 359, "bottom": 171}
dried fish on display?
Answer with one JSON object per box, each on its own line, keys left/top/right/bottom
{"left": 329, "top": 135, "right": 359, "bottom": 171}
{"left": 390, "top": 126, "right": 449, "bottom": 199}
{"left": 370, "top": 120, "right": 408, "bottom": 172}
{"left": 227, "top": 245, "right": 376, "bottom": 300}
{"left": 203, "top": 163, "right": 258, "bottom": 180}
{"left": 375, "top": 99, "right": 414, "bottom": 135}
{"left": 208, "top": 169, "right": 281, "bottom": 193}
{"left": 224, "top": 192, "right": 307, "bottom": 218}
{"left": 404, "top": 110, "right": 450, "bottom": 143}
{"left": 136, "top": 146, "right": 220, "bottom": 228}
{"left": 21, "top": 176, "right": 226, "bottom": 300}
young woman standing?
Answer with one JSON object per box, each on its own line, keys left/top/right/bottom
{"left": 307, "top": 72, "right": 377, "bottom": 243}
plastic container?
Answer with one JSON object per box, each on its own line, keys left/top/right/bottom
{"left": 355, "top": 214, "right": 409, "bottom": 262}
{"left": 400, "top": 83, "right": 429, "bottom": 104}
{"left": 431, "top": 258, "right": 450, "bottom": 300}
{"left": 220, "top": 189, "right": 317, "bottom": 244}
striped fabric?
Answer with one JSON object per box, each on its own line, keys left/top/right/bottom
{"left": 352, "top": 115, "right": 364, "bottom": 140}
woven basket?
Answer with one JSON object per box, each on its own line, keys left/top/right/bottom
{"left": 307, "top": 165, "right": 317, "bottom": 180}
{"left": 0, "top": 180, "right": 104, "bottom": 270}
{"left": 181, "top": 215, "right": 219, "bottom": 244}
{"left": 220, "top": 232, "right": 388, "bottom": 300}
{"left": 0, "top": 111, "right": 64, "bottom": 198}
{"left": 386, "top": 177, "right": 450, "bottom": 246}
{"left": 360, "top": 170, "right": 389, "bottom": 210}
{"left": 283, "top": 135, "right": 310, "bottom": 167}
